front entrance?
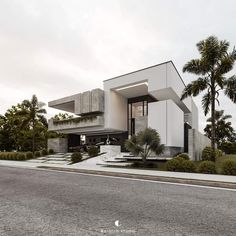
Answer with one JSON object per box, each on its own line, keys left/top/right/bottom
{"left": 127, "top": 95, "right": 156, "bottom": 136}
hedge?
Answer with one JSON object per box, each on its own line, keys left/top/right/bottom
{"left": 0, "top": 152, "right": 34, "bottom": 161}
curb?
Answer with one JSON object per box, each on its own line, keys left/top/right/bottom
{"left": 37, "top": 166, "right": 236, "bottom": 189}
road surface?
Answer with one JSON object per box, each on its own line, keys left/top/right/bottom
{"left": 0, "top": 166, "right": 235, "bottom": 235}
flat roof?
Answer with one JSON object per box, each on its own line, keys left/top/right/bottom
{"left": 103, "top": 60, "right": 186, "bottom": 87}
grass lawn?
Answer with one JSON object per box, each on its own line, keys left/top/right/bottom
{"left": 215, "top": 154, "right": 236, "bottom": 173}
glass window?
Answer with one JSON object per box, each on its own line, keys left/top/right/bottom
{"left": 132, "top": 102, "right": 143, "bottom": 118}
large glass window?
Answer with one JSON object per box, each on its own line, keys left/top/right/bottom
{"left": 127, "top": 96, "right": 154, "bottom": 136}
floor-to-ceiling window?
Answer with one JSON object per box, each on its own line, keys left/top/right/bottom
{"left": 128, "top": 95, "right": 156, "bottom": 136}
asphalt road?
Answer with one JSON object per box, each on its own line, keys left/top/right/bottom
{"left": 0, "top": 167, "right": 235, "bottom": 236}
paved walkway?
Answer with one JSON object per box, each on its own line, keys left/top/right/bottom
{"left": 0, "top": 159, "right": 236, "bottom": 184}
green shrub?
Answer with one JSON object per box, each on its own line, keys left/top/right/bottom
{"left": 176, "top": 153, "right": 189, "bottom": 160}
{"left": 166, "top": 157, "right": 196, "bottom": 172}
{"left": 221, "top": 160, "right": 236, "bottom": 175}
{"left": 41, "top": 149, "right": 48, "bottom": 156}
{"left": 71, "top": 152, "right": 82, "bottom": 163}
{"left": 16, "top": 153, "right": 26, "bottom": 161}
{"left": 219, "top": 142, "right": 236, "bottom": 154}
{"left": 198, "top": 161, "right": 216, "bottom": 174}
{"left": 48, "top": 149, "right": 54, "bottom": 154}
{"left": 34, "top": 151, "right": 41, "bottom": 157}
{"left": 165, "top": 157, "right": 185, "bottom": 172}
{"left": 88, "top": 146, "right": 99, "bottom": 157}
{"left": 216, "top": 149, "right": 223, "bottom": 157}
{"left": 202, "top": 146, "right": 222, "bottom": 161}
{"left": 26, "top": 151, "right": 33, "bottom": 159}
{"left": 182, "top": 160, "right": 196, "bottom": 172}
{"left": 202, "top": 147, "right": 214, "bottom": 161}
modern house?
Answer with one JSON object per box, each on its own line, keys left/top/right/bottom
{"left": 48, "top": 61, "right": 209, "bottom": 160}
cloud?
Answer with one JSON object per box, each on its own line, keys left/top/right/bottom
{"left": 0, "top": 0, "right": 236, "bottom": 131}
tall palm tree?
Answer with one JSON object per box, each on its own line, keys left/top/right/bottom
{"left": 181, "top": 36, "right": 236, "bottom": 160}
{"left": 19, "top": 95, "right": 47, "bottom": 153}
{"left": 204, "top": 110, "right": 236, "bottom": 147}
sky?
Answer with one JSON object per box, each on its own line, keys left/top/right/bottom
{"left": 0, "top": 0, "right": 236, "bottom": 132}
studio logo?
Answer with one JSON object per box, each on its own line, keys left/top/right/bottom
{"left": 115, "top": 220, "right": 121, "bottom": 227}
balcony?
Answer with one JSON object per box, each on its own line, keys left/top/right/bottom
{"left": 48, "top": 115, "right": 104, "bottom": 132}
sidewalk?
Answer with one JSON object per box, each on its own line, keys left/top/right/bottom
{"left": 0, "top": 159, "right": 236, "bottom": 185}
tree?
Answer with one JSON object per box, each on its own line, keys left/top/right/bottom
{"left": 18, "top": 95, "right": 47, "bottom": 153}
{"left": 125, "top": 128, "right": 164, "bottom": 165}
{"left": 181, "top": 36, "right": 236, "bottom": 160}
{"left": 204, "top": 110, "right": 236, "bottom": 147}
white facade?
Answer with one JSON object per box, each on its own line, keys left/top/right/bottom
{"left": 48, "top": 61, "right": 200, "bottom": 156}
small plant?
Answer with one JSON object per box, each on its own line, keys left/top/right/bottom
{"left": 198, "top": 161, "right": 216, "bottom": 174}
{"left": 41, "top": 149, "right": 48, "bottom": 156}
{"left": 26, "top": 151, "right": 33, "bottom": 159}
{"left": 34, "top": 151, "right": 41, "bottom": 157}
{"left": 88, "top": 146, "right": 99, "bottom": 157}
{"left": 221, "top": 160, "right": 236, "bottom": 175}
{"left": 71, "top": 152, "right": 82, "bottom": 163}
{"left": 176, "top": 153, "right": 189, "bottom": 160}
{"left": 48, "top": 149, "right": 54, "bottom": 154}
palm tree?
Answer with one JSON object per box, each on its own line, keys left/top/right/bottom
{"left": 204, "top": 110, "right": 236, "bottom": 147}
{"left": 18, "top": 95, "right": 47, "bottom": 153}
{"left": 181, "top": 36, "right": 236, "bottom": 160}
{"left": 125, "top": 128, "right": 164, "bottom": 165}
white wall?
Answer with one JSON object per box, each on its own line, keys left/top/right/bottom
{"left": 167, "top": 100, "right": 184, "bottom": 147}
{"left": 148, "top": 101, "right": 167, "bottom": 144}
{"left": 148, "top": 100, "right": 184, "bottom": 147}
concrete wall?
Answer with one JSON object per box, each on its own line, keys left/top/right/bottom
{"left": 104, "top": 89, "right": 127, "bottom": 131}
{"left": 49, "top": 88, "right": 104, "bottom": 116}
{"left": 188, "top": 129, "right": 211, "bottom": 161}
{"left": 48, "top": 138, "right": 68, "bottom": 153}
{"left": 148, "top": 100, "right": 184, "bottom": 147}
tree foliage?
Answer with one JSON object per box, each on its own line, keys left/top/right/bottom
{"left": 181, "top": 36, "right": 236, "bottom": 160}
{"left": 0, "top": 95, "right": 48, "bottom": 152}
{"left": 204, "top": 110, "right": 236, "bottom": 147}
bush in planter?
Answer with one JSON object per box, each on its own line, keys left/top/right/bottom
{"left": 71, "top": 152, "right": 82, "bottom": 163}
{"left": 176, "top": 153, "right": 190, "bottom": 160}
{"left": 34, "top": 151, "right": 41, "bottom": 157}
{"left": 26, "top": 151, "right": 33, "bottom": 159}
{"left": 198, "top": 161, "right": 216, "bottom": 174}
{"left": 48, "top": 149, "right": 54, "bottom": 154}
{"left": 88, "top": 146, "right": 99, "bottom": 157}
{"left": 41, "top": 149, "right": 48, "bottom": 156}
{"left": 221, "top": 160, "right": 236, "bottom": 175}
